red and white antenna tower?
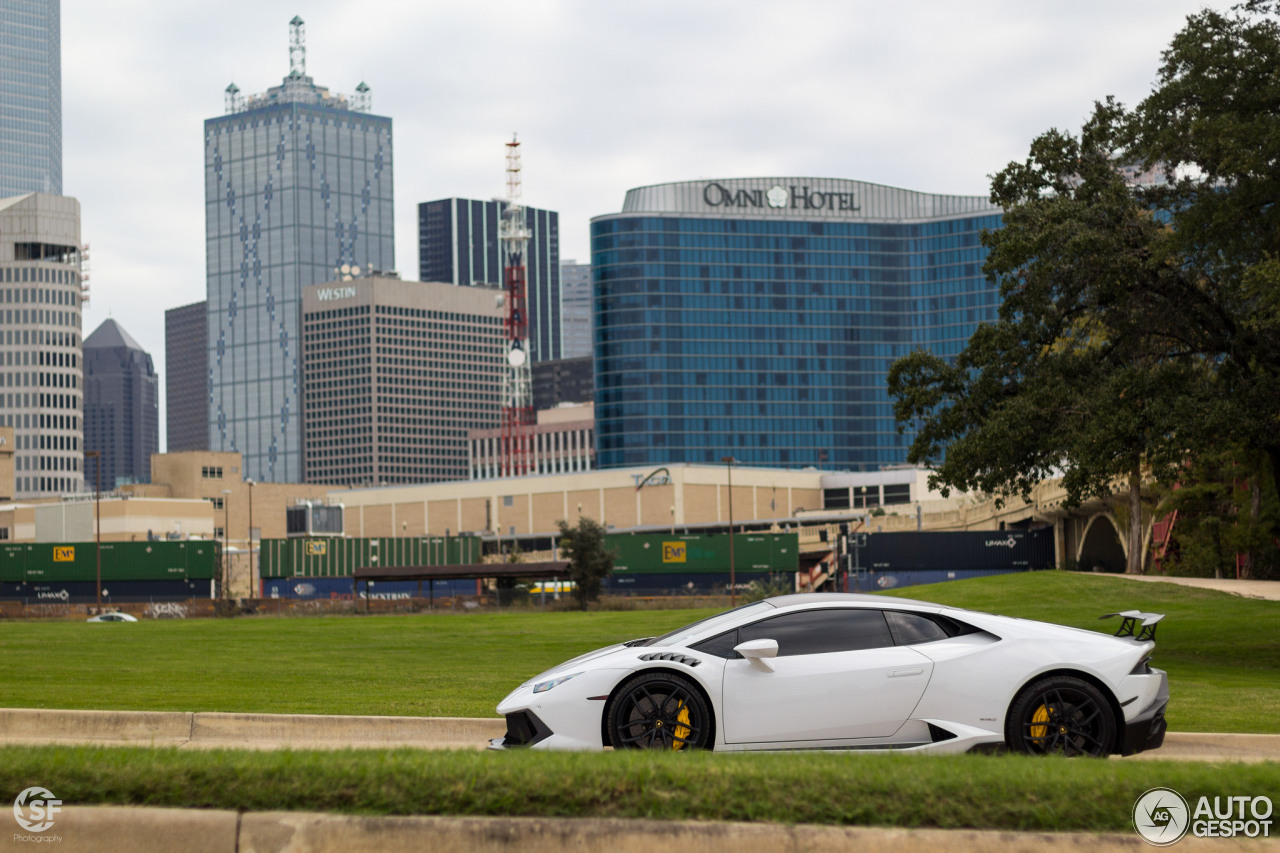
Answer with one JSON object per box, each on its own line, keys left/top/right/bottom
{"left": 499, "top": 134, "right": 535, "bottom": 477}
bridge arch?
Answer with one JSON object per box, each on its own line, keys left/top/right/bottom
{"left": 1077, "top": 513, "right": 1127, "bottom": 573}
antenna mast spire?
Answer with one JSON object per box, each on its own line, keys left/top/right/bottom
{"left": 499, "top": 134, "right": 535, "bottom": 477}
{"left": 289, "top": 16, "right": 306, "bottom": 78}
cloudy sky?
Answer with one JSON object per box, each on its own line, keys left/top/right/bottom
{"left": 61, "top": 0, "right": 1228, "bottom": 445}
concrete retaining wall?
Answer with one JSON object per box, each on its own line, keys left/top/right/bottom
{"left": 0, "top": 708, "right": 504, "bottom": 750}
{"left": 19, "top": 809, "right": 1280, "bottom": 853}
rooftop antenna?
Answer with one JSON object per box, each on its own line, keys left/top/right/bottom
{"left": 352, "top": 81, "right": 371, "bottom": 112}
{"left": 289, "top": 16, "right": 306, "bottom": 78}
{"left": 498, "top": 134, "right": 534, "bottom": 477}
{"left": 224, "top": 82, "right": 242, "bottom": 114}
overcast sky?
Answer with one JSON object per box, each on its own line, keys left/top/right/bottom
{"left": 61, "top": 0, "right": 1228, "bottom": 446}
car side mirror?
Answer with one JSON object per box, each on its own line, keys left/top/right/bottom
{"left": 734, "top": 638, "right": 779, "bottom": 672}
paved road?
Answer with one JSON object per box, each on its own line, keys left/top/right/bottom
{"left": 1099, "top": 574, "right": 1280, "bottom": 600}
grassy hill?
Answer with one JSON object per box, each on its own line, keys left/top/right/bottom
{"left": 1, "top": 571, "right": 1274, "bottom": 732}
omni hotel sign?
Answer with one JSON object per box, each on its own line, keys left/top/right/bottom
{"left": 701, "top": 182, "right": 861, "bottom": 213}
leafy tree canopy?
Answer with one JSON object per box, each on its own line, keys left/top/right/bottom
{"left": 554, "top": 517, "right": 616, "bottom": 610}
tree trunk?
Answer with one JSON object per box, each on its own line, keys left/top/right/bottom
{"left": 1127, "top": 464, "right": 1144, "bottom": 575}
{"left": 1241, "top": 475, "right": 1261, "bottom": 580}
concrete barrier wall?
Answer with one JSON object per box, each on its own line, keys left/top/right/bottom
{"left": 0, "top": 708, "right": 504, "bottom": 750}
{"left": 27, "top": 809, "right": 1280, "bottom": 853}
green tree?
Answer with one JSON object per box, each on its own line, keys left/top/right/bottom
{"left": 888, "top": 102, "right": 1201, "bottom": 574}
{"left": 1152, "top": 449, "right": 1280, "bottom": 579}
{"left": 1124, "top": 1, "right": 1280, "bottom": 499}
{"left": 554, "top": 517, "right": 616, "bottom": 611}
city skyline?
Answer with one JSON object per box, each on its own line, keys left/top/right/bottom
{"left": 55, "top": 0, "right": 1231, "bottom": 448}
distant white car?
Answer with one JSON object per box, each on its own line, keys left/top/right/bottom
{"left": 86, "top": 612, "right": 137, "bottom": 623}
{"left": 492, "top": 593, "right": 1168, "bottom": 757}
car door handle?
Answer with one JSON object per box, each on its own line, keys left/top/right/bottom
{"left": 889, "top": 668, "right": 924, "bottom": 678}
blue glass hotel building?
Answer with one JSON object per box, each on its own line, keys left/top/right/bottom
{"left": 590, "top": 178, "right": 1001, "bottom": 471}
{"left": 204, "top": 20, "right": 393, "bottom": 482}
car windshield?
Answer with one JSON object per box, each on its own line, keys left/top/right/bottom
{"left": 646, "top": 601, "right": 776, "bottom": 648}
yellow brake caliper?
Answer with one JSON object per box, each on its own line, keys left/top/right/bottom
{"left": 1030, "top": 704, "right": 1051, "bottom": 741}
{"left": 672, "top": 700, "right": 691, "bottom": 750}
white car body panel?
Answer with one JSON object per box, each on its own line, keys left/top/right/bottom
{"left": 722, "top": 646, "right": 933, "bottom": 742}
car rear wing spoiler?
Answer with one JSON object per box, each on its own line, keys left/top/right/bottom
{"left": 1100, "top": 610, "right": 1164, "bottom": 642}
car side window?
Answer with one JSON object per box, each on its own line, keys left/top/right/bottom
{"left": 691, "top": 630, "right": 740, "bottom": 659}
{"left": 885, "top": 611, "right": 949, "bottom": 645}
{"left": 736, "top": 609, "right": 894, "bottom": 657}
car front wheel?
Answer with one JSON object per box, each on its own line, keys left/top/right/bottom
{"left": 1006, "top": 675, "right": 1116, "bottom": 757}
{"left": 606, "top": 672, "right": 711, "bottom": 751}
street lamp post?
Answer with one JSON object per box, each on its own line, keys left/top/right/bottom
{"left": 85, "top": 450, "right": 101, "bottom": 611}
{"left": 221, "top": 488, "right": 232, "bottom": 600}
{"left": 721, "top": 456, "right": 736, "bottom": 607}
{"left": 246, "top": 480, "right": 255, "bottom": 599}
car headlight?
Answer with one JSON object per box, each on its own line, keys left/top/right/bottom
{"left": 533, "top": 672, "right": 584, "bottom": 694}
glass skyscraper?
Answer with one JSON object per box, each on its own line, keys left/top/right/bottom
{"left": 591, "top": 178, "right": 1001, "bottom": 471}
{"left": 418, "top": 197, "right": 561, "bottom": 362}
{"left": 205, "top": 20, "right": 393, "bottom": 482}
{"left": 83, "top": 318, "right": 158, "bottom": 488}
{"left": 0, "top": 0, "right": 61, "bottom": 197}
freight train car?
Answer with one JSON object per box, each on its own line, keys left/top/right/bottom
{"left": 843, "top": 528, "right": 1054, "bottom": 591}
{"left": 604, "top": 532, "right": 798, "bottom": 595}
{"left": 261, "top": 576, "right": 477, "bottom": 601}
{"left": 257, "top": 535, "right": 483, "bottom": 598}
{"left": 0, "top": 541, "right": 219, "bottom": 603}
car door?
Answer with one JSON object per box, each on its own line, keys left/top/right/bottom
{"left": 719, "top": 608, "right": 933, "bottom": 744}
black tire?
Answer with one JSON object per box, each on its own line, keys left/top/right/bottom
{"left": 606, "top": 672, "right": 712, "bottom": 751}
{"left": 1006, "top": 675, "right": 1116, "bottom": 757}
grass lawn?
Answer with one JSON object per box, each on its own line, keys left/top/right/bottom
{"left": 0, "top": 572, "right": 1275, "bottom": 732}
{"left": 1, "top": 744, "right": 1275, "bottom": 831}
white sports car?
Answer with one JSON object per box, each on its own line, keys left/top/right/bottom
{"left": 491, "top": 593, "right": 1168, "bottom": 756}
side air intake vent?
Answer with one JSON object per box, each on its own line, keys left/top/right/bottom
{"left": 638, "top": 652, "right": 702, "bottom": 667}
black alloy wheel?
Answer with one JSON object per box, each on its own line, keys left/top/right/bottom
{"left": 1007, "top": 675, "right": 1116, "bottom": 757}
{"left": 606, "top": 672, "right": 711, "bottom": 751}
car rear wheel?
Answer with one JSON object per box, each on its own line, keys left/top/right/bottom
{"left": 606, "top": 672, "right": 711, "bottom": 751}
{"left": 1007, "top": 675, "right": 1116, "bottom": 757}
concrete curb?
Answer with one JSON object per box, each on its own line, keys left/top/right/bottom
{"left": 0, "top": 708, "right": 504, "bottom": 750}
{"left": 18, "top": 808, "right": 1279, "bottom": 853}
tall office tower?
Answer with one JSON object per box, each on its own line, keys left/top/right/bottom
{"left": 417, "top": 197, "right": 561, "bottom": 362}
{"left": 300, "top": 277, "right": 505, "bottom": 486}
{"left": 0, "top": 193, "right": 83, "bottom": 497}
{"left": 592, "top": 178, "right": 1002, "bottom": 470}
{"left": 83, "top": 319, "right": 158, "bottom": 488}
{"left": 206, "top": 17, "right": 393, "bottom": 483}
{"left": 559, "top": 260, "right": 592, "bottom": 359}
{"left": 164, "top": 301, "right": 207, "bottom": 451}
{"left": 0, "top": 0, "right": 61, "bottom": 197}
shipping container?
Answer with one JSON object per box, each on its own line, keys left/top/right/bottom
{"left": 607, "top": 533, "right": 798, "bottom": 576}
{"left": 0, "top": 541, "right": 219, "bottom": 584}
{"left": 844, "top": 568, "right": 1030, "bottom": 593}
{"left": 258, "top": 536, "right": 482, "bottom": 579}
{"left": 1, "top": 579, "right": 214, "bottom": 603}
{"left": 860, "top": 529, "right": 1054, "bottom": 573}
{"left": 260, "top": 576, "right": 477, "bottom": 600}
{"left": 604, "top": 571, "right": 779, "bottom": 595}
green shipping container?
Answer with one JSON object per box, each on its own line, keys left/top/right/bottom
{"left": 0, "top": 541, "right": 219, "bottom": 583}
{"left": 258, "top": 536, "right": 482, "bottom": 579}
{"left": 607, "top": 532, "right": 798, "bottom": 576}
